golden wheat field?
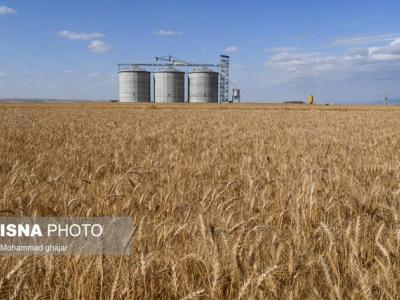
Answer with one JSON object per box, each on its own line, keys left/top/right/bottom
{"left": 1, "top": 103, "right": 400, "bottom": 299}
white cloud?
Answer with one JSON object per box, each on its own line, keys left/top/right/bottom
{"left": 266, "top": 52, "right": 337, "bottom": 77}
{"left": 58, "top": 30, "right": 104, "bottom": 41}
{"left": 88, "top": 72, "right": 101, "bottom": 78}
{"left": 224, "top": 46, "right": 238, "bottom": 53}
{"left": 0, "top": 72, "right": 7, "bottom": 77}
{"left": 0, "top": 6, "right": 16, "bottom": 15}
{"left": 331, "top": 33, "right": 400, "bottom": 47}
{"left": 265, "top": 37, "right": 400, "bottom": 83}
{"left": 58, "top": 30, "right": 112, "bottom": 54}
{"left": 153, "top": 30, "right": 184, "bottom": 36}
{"left": 88, "top": 40, "right": 112, "bottom": 53}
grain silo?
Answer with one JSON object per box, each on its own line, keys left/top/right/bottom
{"left": 153, "top": 66, "right": 185, "bottom": 103}
{"left": 118, "top": 66, "right": 150, "bottom": 102}
{"left": 188, "top": 68, "right": 219, "bottom": 103}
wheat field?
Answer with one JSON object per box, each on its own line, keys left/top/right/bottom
{"left": 1, "top": 103, "right": 400, "bottom": 299}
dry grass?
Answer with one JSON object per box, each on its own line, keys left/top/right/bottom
{"left": 1, "top": 103, "right": 400, "bottom": 299}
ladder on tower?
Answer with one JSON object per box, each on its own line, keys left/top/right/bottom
{"left": 219, "top": 55, "right": 230, "bottom": 103}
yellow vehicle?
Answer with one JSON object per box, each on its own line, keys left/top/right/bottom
{"left": 307, "top": 94, "right": 315, "bottom": 104}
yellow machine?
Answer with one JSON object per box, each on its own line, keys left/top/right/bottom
{"left": 307, "top": 94, "right": 314, "bottom": 104}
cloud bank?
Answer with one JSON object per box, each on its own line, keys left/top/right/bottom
{"left": 265, "top": 37, "right": 400, "bottom": 83}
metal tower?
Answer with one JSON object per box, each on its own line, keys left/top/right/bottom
{"left": 219, "top": 55, "right": 230, "bottom": 103}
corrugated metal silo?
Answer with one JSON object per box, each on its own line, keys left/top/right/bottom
{"left": 119, "top": 66, "right": 151, "bottom": 102}
{"left": 153, "top": 66, "right": 185, "bottom": 103}
{"left": 188, "top": 68, "right": 219, "bottom": 103}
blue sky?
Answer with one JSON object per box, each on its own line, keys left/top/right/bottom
{"left": 1, "top": 0, "right": 400, "bottom": 103}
